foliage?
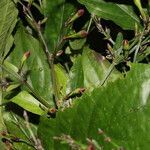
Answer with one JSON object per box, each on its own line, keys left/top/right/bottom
{"left": 0, "top": 0, "right": 149, "bottom": 149}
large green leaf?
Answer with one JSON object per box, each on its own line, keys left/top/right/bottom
{"left": 38, "top": 63, "right": 150, "bottom": 150}
{"left": 9, "top": 25, "right": 54, "bottom": 105}
{"left": 69, "top": 47, "right": 121, "bottom": 91}
{"left": 42, "top": 0, "right": 75, "bottom": 52}
{"left": 0, "top": 0, "right": 18, "bottom": 54}
{"left": 78, "top": 0, "right": 141, "bottom": 30}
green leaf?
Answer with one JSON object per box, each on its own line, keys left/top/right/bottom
{"left": 113, "top": 32, "right": 123, "bottom": 51}
{"left": 55, "top": 65, "right": 69, "bottom": 99}
{"left": 9, "top": 24, "right": 54, "bottom": 105}
{"left": 10, "top": 91, "right": 45, "bottom": 115}
{"left": 0, "top": 91, "right": 6, "bottom": 149}
{"left": 78, "top": 0, "right": 141, "bottom": 30}
{"left": 69, "top": 38, "right": 86, "bottom": 50}
{"left": 69, "top": 47, "right": 121, "bottom": 91}
{"left": 2, "top": 35, "right": 14, "bottom": 60}
{"left": 42, "top": 0, "right": 75, "bottom": 52}
{"left": 0, "top": 60, "right": 19, "bottom": 83}
{"left": 0, "top": 92, "right": 5, "bottom": 129}
{"left": 3, "top": 111, "right": 36, "bottom": 150}
{"left": 6, "top": 83, "right": 21, "bottom": 92}
{"left": 0, "top": 0, "right": 18, "bottom": 54}
{"left": 38, "top": 63, "right": 150, "bottom": 150}
{"left": 3, "top": 60, "right": 18, "bottom": 73}
{"left": 137, "top": 46, "right": 150, "bottom": 62}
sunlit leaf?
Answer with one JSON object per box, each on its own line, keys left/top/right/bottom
{"left": 10, "top": 91, "right": 45, "bottom": 115}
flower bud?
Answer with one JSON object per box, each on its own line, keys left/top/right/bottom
{"left": 77, "top": 9, "right": 85, "bottom": 17}
{"left": 47, "top": 108, "right": 57, "bottom": 118}
{"left": 21, "top": 51, "right": 30, "bottom": 64}
{"left": 65, "top": 9, "right": 85, "bottom": 26}
{"left": 123, "top": 40, "right": 129, "bottom": 51}
{"left": 24, "top": 51, "right": 31, "bottom": 59}
{"left": 63, "top": 30, "right": 88, "bottom": 40}
{"left": 19, "top": 51, "right": 31, "bottom": 73}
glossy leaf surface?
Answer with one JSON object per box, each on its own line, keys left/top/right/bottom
{"left": 78, "top": 0, "right": 141, "bottom": 30}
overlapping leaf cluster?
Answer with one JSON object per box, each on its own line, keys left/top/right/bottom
{"left": 0, "top": 0, "right": 149, "bottom": 149}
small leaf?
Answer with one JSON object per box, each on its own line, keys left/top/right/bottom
{"left": 10, "top": 91, "right": 45, "bottom": 115}
{"left": 69, "top": 38, "right": 86, "bottom": 50}
{"left": 6, "top": 83, "right": 21, "bottom": 92}
{"left": 3, "top": 61, "right": 18, "bottom": 73}
{"left": 113, "top": 32, "right": 123, "bottom": 51}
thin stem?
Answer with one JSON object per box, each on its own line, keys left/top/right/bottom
{"left": 93, "top": 16, "right": 115, "bottom": 45}
{"left": 141, "top": 34, "right": 150, "bottom": 45}
{"left": 11, "top": 114, "right": 31, "bottom": 143}
{"left": 5, "top": 137, "right": 36, "bottom": 149}
{"left": 38, "top": 30, "right": 50, "bottom": 55}
{"left": 87, "top": 16, "right": 93, "bottom": 32}
{"left": 133, "top": 33, "right": 143, "bottom": 62}
{"left": 23, "top": 111, "right": 44, "bottom": 150}
{"left": 21, "top": 3, "right": 62, "bottom": 108}
{"left": 100, "top": 62, "right": 115, "bottom": 86}
{"left": 23, "top": 111, "right": 37, "bottom": 145}
{"left": 18, "top": 139, "right": 36, "bottom": 149}
{"left": 38, "top": 29, "right": 59, "bottom": 107}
